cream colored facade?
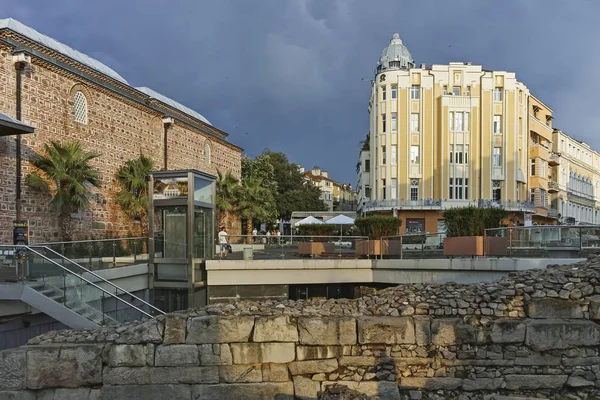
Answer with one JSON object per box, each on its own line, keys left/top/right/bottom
{"left": 551, "top": 130, "right": 600, "bottom": 224}
{"left": 304, "top": 167, "right": 357, "bottom": 212}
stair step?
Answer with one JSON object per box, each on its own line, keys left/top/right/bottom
{"left": 40, "top": 289, "right": 55, "bottom": 296}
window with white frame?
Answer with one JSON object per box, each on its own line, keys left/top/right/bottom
{"left": 494, "top": 87, "right": 503, "bottom": 102}
{"left": 410, "top": 145, "right": 419, "bottom": 164}
{"left": 449, "top": 178, "right": 453, "bottom": 199}
{"left": 540, "top": 188, "right": 547, "bottom": 207}
{"left": 530, "top": 188, "right": 535, "bottom": 203}
{"left": 410, "top": 113, "right": 419, "bottom": 132}
{"left": 391, "top": 85, "right": 397, "bottom": 99}
{"left": 391, "top": 145, "right": 397, "bottom": 165}
{"left": 410, "top": 179, "right": 419, "bottom": 201}
{"left": 453, "top": 86, "right": 461, "bottom": 96}
{"left": 382, "top": 178, "right": 386, "bottom": 200}
{"left": 455, "top": 112, "right": 463, "bottom": 131}
{"left": 382, "top": 114, "right": 386, "bottom": 133}
{"left": 381, "top": 86, "right": 386, "bottom": 101}
{"left": 455, "top": 144, "right": 464, "bottom": 164}
{"left": 464, "top": 144, "right": 469, "bottom": 164}
{"left": 411, "top": 85, "right": 420, "bottom": 100}
{"left": 463, "top": 112, "right": 470, "bottom": 131}
{"left": 391, "top": 178, "right": 397, "bottom": 200}
{"left": 448, "top": 177, "right": 469, "bottom": 200}
{"left": 391, "top": 113, "right": 397, "bottom": 132}
{"left": 493, "top": 115, "right": 502, "bottom": 134}
{"left": 531, "top": 159, "right": 536, "bottom": 176}
{"left": 492, "top": 181, "right": 502, "bottom": 201}
{"left": 449, "top": 112, "right": 454, "bottom": 131}
{"left": 449, "top": 144, "right": 454, "bottom": 164}
{"left": 74, "top": 91, "right": 88, "bottom": 124}
{"left": 493, "top": 147, "right": 502, "bottom": 167}
{"left": 539, "top": 160, "right": 545, "bottom": 178}
{"left": 382, "top": 145, "right": 386, "bottom": 165}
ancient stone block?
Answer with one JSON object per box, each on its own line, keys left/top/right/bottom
{"left": 462, "top": 378, "right": 503, "bottom": 391}
{"left": 103, "top": 366, "right": 218, "bottom": 385}
{"left": 588, "top": 295, "right": 600, "bottom": 320}
{"left": 339, "top": 356, "right": 388, "bottom": 367}
{"left": 0, "top": 348, "right": 26, "bottom": 390}
{"left": 294, "top": 376, "right": 320, "bottom": 400}
{"left": 562, "top": 356, "right": 600, "bottom": 366}
{"left": 491, "top": 319, "right": 526, "bottom": 344}
{"left": 414, "top": 316, "right": 431, "bottom": 345}
{"left": 41, "top": 388, "right": 96, "bottom": 400}
{"left": 431, "top": 319, "right": 476, "bottom": 346}
{"left": 191, "top": 382, "right": 294, "bottom": 400}
{"left": 230, "top": 343, "right": 295, "bottom": 364}
{"left": 526, "top": 298, "right": 583, "bottom": 319}
{"left": 146, "top": 344, "right": 155, "bottom": 366}
{"left": 298, "top": 317, "right": 356, "bottom": 345}
{"left": 504, "top": 374, "right": 567, "bottom": 390}
{"left": 27, "top": 345, "right": 103, "bottom": 389}
{"left": 163, "top": 314, "right": 187, "bottom": 344}
{"left": 219, "top": 364, "right": 263, "bottom": 383}
{"left": 0, "top": 391, "right": 36, "bottom": 400}
{"left": 115, "top": 320, "right": 164, "bottom": 344}
{"left": 296, "top": 346, "right": 345, "bottom": 360}
{"left": 199, "top": 344, "right": 232, "bottom": 365}
{"left": 105, "top": 345, "right": 147, "bottom": 367}
{"left": 358, "top": 317, "right": 415, "bottom": 344}
{"left": 525, "top": 319, "right": 600, "bottom": 351}
{"left": 321, "top": 381, "right": 400, "bottom": 400}
{"left": 288, "top": 359, "right": 338, "bottom": 375}
{"left": 155, "top": 344, "right": 199, "bottom": 366}
{"left": 262, "top": 363, "right": 289, "bottom": 382}
{"left": 399, "top": 377, "right": 462, "bottom": 390}
{"left": 566, "top": 376, "right": 595, "bottom": 387}
{"left": 253, "top": 316, "right": 298, "bottom": 342}
{"left": 99, "top": 384, "right": 191, "bottom": 400}
{"left": 187, "top": 316, "right": 254, "bottom": 344}
{"left": 514, "top": 354, "right": 561, "bottom": 366}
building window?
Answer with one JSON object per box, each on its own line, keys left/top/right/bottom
{"left": 464, "top": 112, "right": 470, "bottom": 131}
{"left": 74, "top": 91, "right": 88, "bottom": 124}
{"left": 443, "top": 85, "right": 448, "bottom": 95}
{"left": 455, "top": 112, "right": 463, "bottom": 131}
{"left": 410, "top": 179, "right": 419, "bottom": 202}
{"left": 391, "top": 85, "right": 397, "bottom": 99}
{"left": 410, "top": 113, "right": 419, "bottom": 132}
{"left": 530, "top": 188, "right": 535, "bottom": 203}
{"left": 410, "top": 146, "right": 419, "bottom": 164}
{"left": 466, "top": 86, "right": 471, "bottom": 96}
{"left": 494, "top": 87, "right": 503, "bottom": 102}
{"left": 492, "top": 181, "right": 502, "bottom": 201}
{"left": 464, "top": 145, "right": 469, "bottom": 164}
{"left": 540, "top": 189, "right": 547, "bottom": 207}
{"left": 382, "top": 179, "right": 386, "bottom": 200}
{"left": 411, "top": 85, "right": 420, "bottom": 100}
{"left": 530, "top": 159, "right": 536, "bottom": 176}
{"left": 406, "top": 218, "right": 425, "bottom": 234}
{"left": 391, "top": 145, "right": 397, "bottom": 165}
{"left": 391, "top": 113, "right": 397, "bottom": 132}
{"left": 382, "top": 145, "right": 386, "bottom": 165}
{"left": 205, "top": 142, "right": 211, "bottom": 164}
{"left": 449, "top": 178, "right": 453, "bottom": 199}
{"left": 391, "top": 178, "right": 397, "bottom": 200}
{"left": 455, "top": 178, "right": 463, "bottom": 199}
{"left": 449, "top": 144, "right": 453, "bottom": 164}
{"left": 382, "top": 114, "right": 386, "bottom": 133}
{"left": 493, "top": 115, "right": 502, "bottom": 134}
{"left": 449, "top": 112, "right": 454, "bottom": 131}
{"left": 455, "top": 144, "right": 464, "bottom": 164}
{"left": 365, "top": 159, "right": 370, "bottom": 172}
{"left": 465, "top": 178, "right": 469, "bottom": 199}
{"left": 493, "top": 147, "right": 502, "bottom": 167}
{"left": 453, "top": 86, "right": 461, "bottom": 96}
{"left": 381, "top": 86, "right": 386, "bottom": 101}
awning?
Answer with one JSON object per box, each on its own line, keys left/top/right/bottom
{"left": 0, "top": 113, "right": 34, "bottom": 136}
{"left": 326, "top": 214, "right": 355, "bottom": 225}
{"left": 294, "top": 216, "right": 324, "bottom": 226}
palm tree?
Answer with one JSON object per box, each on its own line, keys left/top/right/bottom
{"left": 115, "top": 154, "right": 153, "bottom": 237}
{"left": 215, "top": 169, "right": 240, "bottom": 228}
{"left": 27, "top": 141, "right": 101, "bottom": 241}
{"left": 238, "top": 177, "right": 269, "bottom": 243}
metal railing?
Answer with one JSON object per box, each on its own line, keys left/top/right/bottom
{"left": 1, "top": 244, "right": 157, "bottom": 324}
{"left": 360, "top": 199, "right": 535, "bottom": 213}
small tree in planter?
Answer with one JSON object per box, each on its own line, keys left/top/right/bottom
{"left": 442, "top": 206, "right": 508, "bottom": 256}
{"left": 297, "top": 224, "right": 336, "bottom": 240}
{"left": 354, "top": 215, "right": 403, "bottom": 256}
{"left": 297, "top": 224, "right": 337, "bottom": 256}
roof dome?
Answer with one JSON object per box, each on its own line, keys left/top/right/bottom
{"left": 376, "top": 33, "right": 414, "bottom": 74}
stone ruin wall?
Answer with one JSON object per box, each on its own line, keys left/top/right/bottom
{"left": 4, "top": 255, "right": 600, "bottom": 399}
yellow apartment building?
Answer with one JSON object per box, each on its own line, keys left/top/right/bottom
{"left": 357, "top": 33, "right": 533, "bottom": 234}
{"left": 304, "top": 167, "right": 357, "bottom": 212}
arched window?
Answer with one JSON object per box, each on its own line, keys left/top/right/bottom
{"left": 74, "top": 91, "right": 88, "bottom": 124}
{"left": 205, "top": 142, "right": 211, "bottom": 165}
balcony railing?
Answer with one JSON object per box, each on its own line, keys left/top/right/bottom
{"left": 359, "top": 199, "right": 535, "bottom": 213}
{"left": 548, "top": 208, "right": 559, "bottom": 219}
{"left": 548, "top": 180, "right": 559, "bottom": 193}
{"left": 548, "top": 153, "right": 561, "bottom": 166}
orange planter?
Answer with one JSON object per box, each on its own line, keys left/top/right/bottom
{"left": 355, "top": 240, "right": 402, "bottom": 256}
{"left": 298, "top": 242, "right": 335, "bottom": 256}
{"left": 444, "top": 236, "right": 508, "bottom": 257}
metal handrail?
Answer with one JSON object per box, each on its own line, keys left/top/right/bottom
{"left": 38, "top": 246, "right": 165, "bottom": 316}
{"left": 33, "top": 237, "right": 146, "bottom": 246}
{"left": 3, "top": 244, "right": 155, "bottom": 320}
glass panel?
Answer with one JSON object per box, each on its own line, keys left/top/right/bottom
{"left": 154, "top": 206, "right": 187, "bottom": 258}
{"left": 194, "top": 206, "right": 214, "bottom": 259}
{"left": 194, "top": 176, "right": 213, "bottom": 203}
{"left": 156, "top": 263, "right": 188, "bottom": 281}
{"left": 153, "top": 176, "right": 189, "bottom": 200}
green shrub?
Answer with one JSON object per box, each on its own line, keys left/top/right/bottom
{"left": 355, "top": 215, "right": 402, "bottom": 240}
{"left": 442, "top": 206, "right": 507, "bottom": 237}
{"left": 297, "top": 224, "right": 337, "bottom": 237}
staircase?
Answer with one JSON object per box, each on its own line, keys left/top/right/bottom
{"left": 0, "top": 244, "right": 164, "bottom": 329}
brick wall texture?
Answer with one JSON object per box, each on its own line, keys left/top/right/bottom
{"left": 0, "top": 41, "right": 242, "bottom": 243}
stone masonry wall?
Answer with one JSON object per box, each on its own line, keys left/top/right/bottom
{"left": 0, "top": 41, "right": 242, "bottom": 243}
{"left": 4, "top": 256, "right": 600, "bottom": 399}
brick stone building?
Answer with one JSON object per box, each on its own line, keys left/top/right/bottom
{"left": 0, "top": 18, "right": 242, "bottom": 243}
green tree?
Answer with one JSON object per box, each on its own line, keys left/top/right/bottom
{"left": 260, "top": 149, "right": 327, "bottom": 220}
{"left": 26, "top": 141, "right": 101, "bottom": 241}
{"left": 238, "top": 177, "right": 272, "bottom": 242}
{"left": 241, "top": 154, "right": 278, "bottom": 227}
{"left": 115, "top": 154, "right": 153, "bottom": 237}
{"left": 215, "top": 169, "right": 240, "bottom": 227}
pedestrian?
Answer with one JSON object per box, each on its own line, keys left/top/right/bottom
{"left": 276, "top": 229, "right": 281, "bottom": 244}
{"left": 266, "top": 230, "right": 271, "bottom": 244}
{"left": 252, "top": 227, "right": 258, "bottom": 244}
{"left": 218, "top": 226, "right": 229, "bottom": 259}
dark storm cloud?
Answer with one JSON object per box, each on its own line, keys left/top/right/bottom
{"left": 3, "top": 0, "right": 599, "bottom": 184}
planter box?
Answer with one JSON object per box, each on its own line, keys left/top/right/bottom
{"left": 298, "top": 242, "right": 335, "bottom": 256}
{"left": 444, "top": 236, "right": 508, "bottom": 257}
{"left": 355, "top": 240, "right": 402, "bottom": 256}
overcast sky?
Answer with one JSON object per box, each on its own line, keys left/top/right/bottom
{"left": 4, "top": 0, "right": 600, "bottom": 184}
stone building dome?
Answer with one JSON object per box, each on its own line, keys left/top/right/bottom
{"left": 376, "top": 33, "right": 415, "bottom": 74}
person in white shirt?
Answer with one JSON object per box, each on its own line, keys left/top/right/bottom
{"left": 252, "top": 228, "right": 258, "bottom": 243}
{"left": 218, "top": 226, "right": 229, "bottom": 259}
{"left": 276, "top": 229, "right": 281, "bottom": 244}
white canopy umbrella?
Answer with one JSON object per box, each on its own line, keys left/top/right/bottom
{"left": 326, "top": 214, "right": 355, "bottom": 225}
{"left": 294, "top": 216, "right": 324, "bottom": 226}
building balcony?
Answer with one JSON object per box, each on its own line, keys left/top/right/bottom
{"left": 548, "top": 180, "right": 559, "bottom": 194}
{"left": 548, "top": 152, "right": 561, "bottom": 166}
{"left": 547, "top": 208, "right": 559, "bottom": 219}
{"left": 530, "top": 144, "right": 549, "bottom": 160}
{"left": 359, "top": 198, "right": 534, "bottom": 214}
